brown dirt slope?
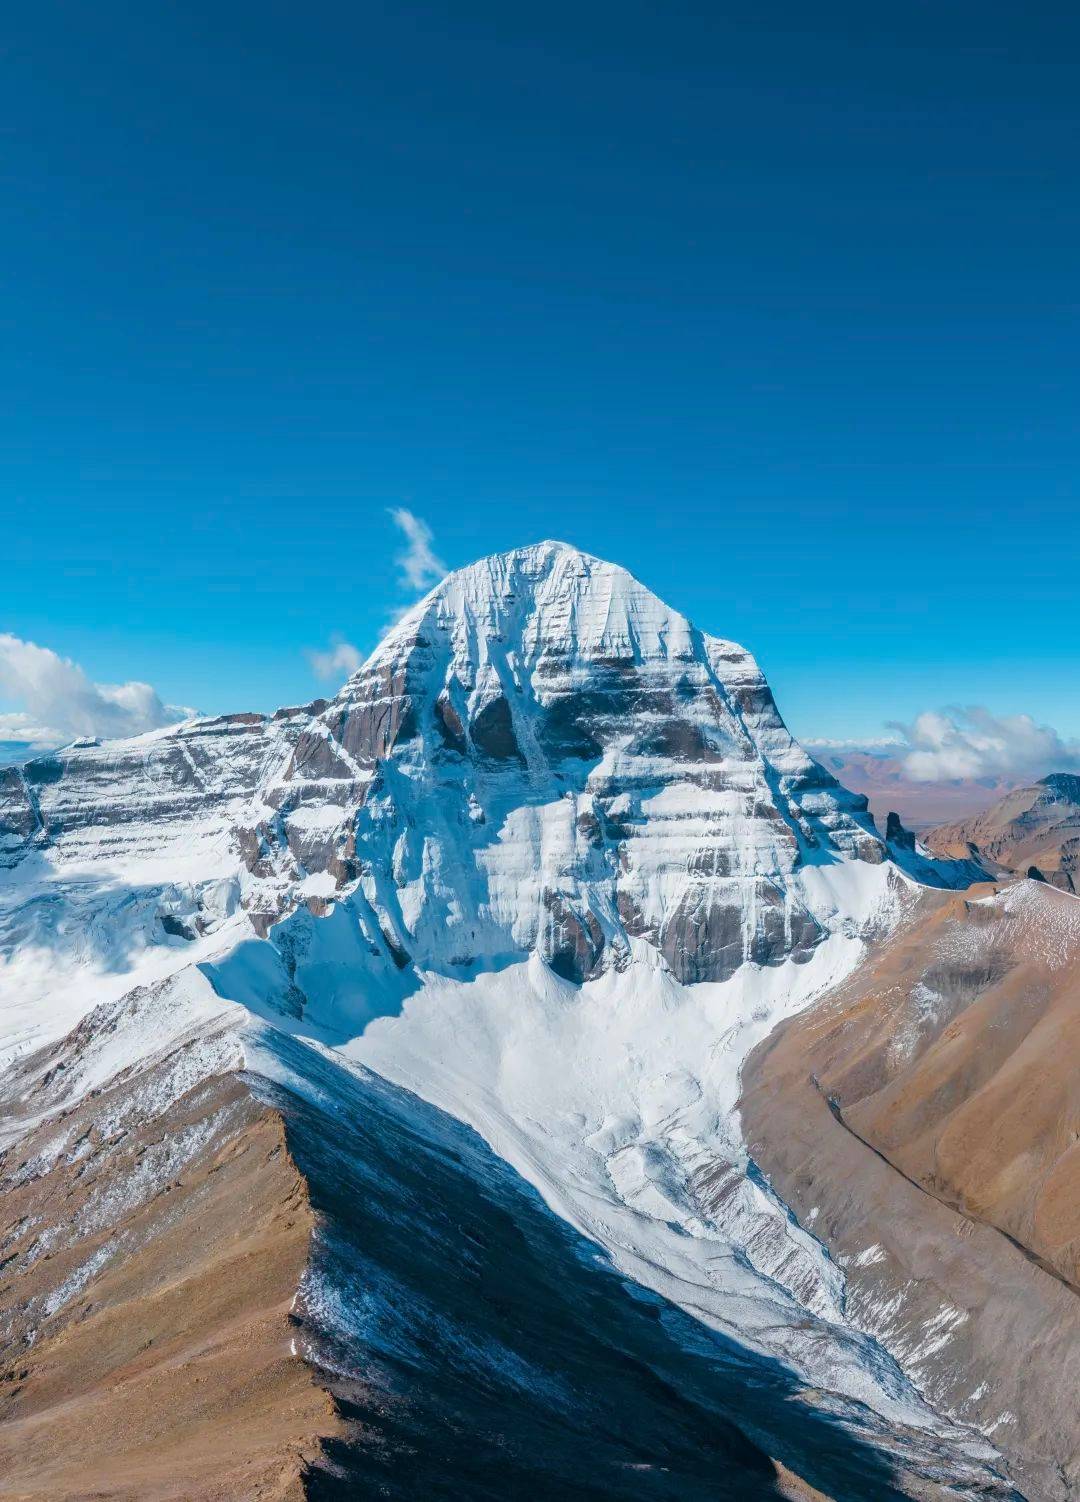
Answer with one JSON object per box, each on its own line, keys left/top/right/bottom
{"left": 741, "top": 879, "right": 1080, "bottom": 1501}
{"left": 0, "top": 1005, "right": 846, "bottom": 1502}
{"left": 925, "top": 775, "right": 1080, "bottom": 892}
{"left": 0, "top": 1059, "right": 340, "bottom": 1502}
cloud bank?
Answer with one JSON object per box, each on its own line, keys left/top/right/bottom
{"left": 807, "top": 708, "right": 1079, "bottom": 785}
{"left": 0, "top": 633, "right": 192, "bottom": 759}
{"left": 889, "top": 707, "right": 1080, "bottom": 783}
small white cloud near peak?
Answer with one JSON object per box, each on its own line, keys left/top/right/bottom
{"left": 304, "top": 509, "right": 444, "bottom": 684}
{"left": 888, "top": 706, "right": 1080, "bottom": 783}
{"left": 307, "top": 638, "right": 364, "bottom": 682}
{"left": 0, "top": 632, "right": 192, "bottom": 756}
{"left": 388, "top": 506, "right": 445, "bottom": 592}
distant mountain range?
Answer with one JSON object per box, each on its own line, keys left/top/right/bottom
{"left": 806, "top": 746, "right": 1022, "bottom": 832}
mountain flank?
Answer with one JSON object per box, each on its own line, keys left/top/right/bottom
{"left": 925, "top": 774, "right": 1080, "bottom": 891}
{"left": 742, "top": 878, "right": 1080, "bottom": 1502}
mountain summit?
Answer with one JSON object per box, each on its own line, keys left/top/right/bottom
{"left": 3, "top": 541, "right": 897, "bottom": 997}
{"left": 293, "top": 538, "right": 893, "bottom": 985}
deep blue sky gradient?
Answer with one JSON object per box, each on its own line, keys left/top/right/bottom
{"left": 3, "top": 1, "right": 1078, "bottom": 740}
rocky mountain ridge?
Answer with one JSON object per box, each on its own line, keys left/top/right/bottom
{"left": 2, "top": 542, "right": 972, "bottom": 1033}
{"left": 925, "top": 773, "right": 1080, "bottom": 892}
{"left": 1, "top": 542, "right": 1028, "bottom": 1500}
{"left": 742, "top": 877, "right": 1080, "bottom": 1501}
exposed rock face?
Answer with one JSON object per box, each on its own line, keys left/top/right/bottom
{"left": 741, "top": 879, "right": 1080, "bottom": 1501}
{"left": 0, "top": 543, "right": 895, "bottom": 1000}
{"left": 884, "top": 810, "right": 916, "bottom": 852}
{"left": 926, "top": 774, "right": 1080, "bottom": 893}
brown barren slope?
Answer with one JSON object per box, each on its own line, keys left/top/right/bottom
{"left": 741, "top": 879, "right": 1080, "bottom": 1501}
{"left": 0, "top": 1008, "right": 849, "bottom": 1502}
{"left": 925, "top": 775, "right": 1080, "bottom": 892}
{"left": 0, "top": 1060, "right": 340, "bottom": 1502}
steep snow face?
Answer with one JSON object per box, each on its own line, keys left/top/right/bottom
{"left": 290, "top": 541, "right": 887, "bottom": 985}
{"left": 1, "top": 542, "right": 971, "bottom": 1059}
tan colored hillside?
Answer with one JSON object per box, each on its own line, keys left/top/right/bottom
{"left": 925, "top": 773, "right": 1080, "bottom": 891}
{"left": 0, "top": 1066, "right": 339, "bottom": 1502}
{"left": 742, "top": 878, "right": 1080, "bottom": 1501}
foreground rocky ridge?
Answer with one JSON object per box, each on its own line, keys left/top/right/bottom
{"left": 0, "top": 979, "right": 1020, "bottom": 1501}
{"left": 0, "top": 1008, "right": 335, "bottom": 1500}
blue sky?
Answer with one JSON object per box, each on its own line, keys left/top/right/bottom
{"left": 2, "top": 1, "right": 1078, "bottom": 757}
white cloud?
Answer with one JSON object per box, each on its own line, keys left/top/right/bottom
{"left": 306, "top": 638, "right": 364, "bottom": 682}
{"left": 304, "top": 509, "right": 445, "bottom": 686}
{"left": 0, "top": 633, "right": 192, "bottom": 755}
{"left": 388, "top": 506, "right": 445, "bottom": 592}
{"left": 887, "top": 706, "right": 1080, "bottom": 783}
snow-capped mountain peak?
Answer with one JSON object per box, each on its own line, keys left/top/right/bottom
{"left": 0, "top": 542, "right": 1010, "bottom": 1500}
{"left": 270, "top": 541, "right": 897, "bottom": 989}
{"left": 363, "top": 540, "right": 706, "bottom": 676}
{"left": 2, "top": 541, "right": 972, "bottom": 1032}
